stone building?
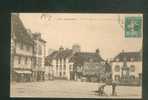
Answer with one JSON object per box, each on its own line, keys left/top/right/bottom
{"left": 111, "top": 50, "right": 142, "bottom": 85}
{"left": 11, "top": 13, "right": 34, "bottom": 82}
{"left": 31, "top": 33, "right": 46, "bottom": 81}
{"left": 11, "top": 13, "right": 46, "bottom": 82}
{"left": 70, "top": 49, "right": 107, "bottom": 82}
{"left": 46, "top": 45, "right": 80, "bottom": 80}
{"left": 46, "top": 46, "right": 111, "bottom": 82}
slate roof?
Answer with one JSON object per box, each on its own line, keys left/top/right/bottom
{"left": 46, "top": 49, "right": 73, "bottom": 62}
{"left": 112, "top": 51, "right": 142, "bottom": 62}
{"left": 11, "top": 14, "right": 33, "bottom": 45}
{"left": 46, "top": 50, "right": 105, "bottom": 65}
{"left": 32, "top": 33, "right": 46, "bottom": 43}
{"left": 70, "top": 52, "right": 104, "bottom": 65}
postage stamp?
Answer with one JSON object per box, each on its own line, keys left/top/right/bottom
{"left": 125, "top": 16, "right": 142, "bottom": 38}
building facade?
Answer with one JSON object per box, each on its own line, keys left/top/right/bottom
{"left": 32, "top": 33, "right": 46, "bottom": 81}
{"left": 70, "top": 49, "right": 109, "bottom": 82}
{"left": 46, "top": 47, "right": 75, "bottom": 80}
{"left": 11, "top": 13, "right": 46, "bottom": 82}
{"left": 11, "top": 13, "right": 34, "bottom": 82}
{"left": 46, "top": 46, "right": 111, "bottom": 82}
{"left": 111, "top": 50, "right": 142, "bottom": 85}
{"left": 46, "top": 45, "right": 80, "bottom": 80}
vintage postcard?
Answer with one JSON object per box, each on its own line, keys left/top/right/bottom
{"left": 10, "top": 13, "right": 143, "bottom": 98}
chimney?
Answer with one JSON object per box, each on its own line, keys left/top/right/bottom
{"left": 37, "top": 33, "right": 41, "bottom": 38}
{"left": 122, "top": 49, "right": 125, "bottom": 53}
{"left": 96, "top": 48, "right": 100, "bottom": 55}
{"left": 72, "top": 44, "right": 80, "bottom": 53}
{"left": 59, "top": 46, "right": 64, "bottom": 52}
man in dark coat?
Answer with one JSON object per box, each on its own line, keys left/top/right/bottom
{"left": 112, "top": 80, "right": 117, "bottom": 96}
{"left": 98, "top": 84, "right": 106, "bottom": 96}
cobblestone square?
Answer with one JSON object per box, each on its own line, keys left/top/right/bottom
{"left": 10, "top": 80, "right": 142, "bottom": 98}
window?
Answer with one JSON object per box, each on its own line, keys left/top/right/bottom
{"left": 63, "top": 72, "right": 66, "bottom": 75}
{"left": 56, "top": 65, "right": 58, "bottom": 70}
{"left": 18, "top": 56, "right": 21, "bottom": 64}
{"left": 38, "top": 45, "right": 42, "bottom": 55}
{"left": 56, "top": 59, "right": 58, "bottom": 64}
{"left": 60, "top": 65, "right": 62, "bottom": 70}
{"left": 130, "top": 58, "right": 134, "bottom": 61}
{"left": 26, "top": 45, "right": 30, "bottom": 51}
{"left": 114, "top": 65, "right": 120, "bottom": 72}
{"left": 115, "top": 58, "right": 119, "bottom": 61}
{"left": 64, "top": 58, "right": 66, "bottom": 64}
{"left": 114, "top": 75, "right": 120, "bottom": 81}
{"left": 64, "top": 64, "right": 66, "bottom": 70}
{"left": 77, "top": 66, "right": 82, "bottom": 72}
{"left": 84, "top": 65, "right": 88, "bottom": 69}
{"left": 69, "top": 65, "right": 72, "bottom": 71}
{"left": 139, "top": 73, "right": 142, "bottom": 79}
{"left": 130, "top": 75, "right": 135, "bottom": 80}
{"left": 33, "top": 45, "right": 37, "bottom": 54}
{"left": 25, "top": 57, "right": 28, "bottom": 64}
{"left": 60, "top": 72, "right": 62, "bottom": 77}
{"left": 33, "top": 58, "right": 36, "bottom": 66}
{"left": 89, "top": 58, "right": 93, "bottom": 62}
{"left": 38, "top": 58, "right": 42, "bottom": 67}
{"left": 130, "top": 65, "right": 135, "bottom": 72}
{"left": 20, "top": 42, "right": 24, "bottom": 50}
{"left": 60, "top": 58, "right": 62, "bottom": 64}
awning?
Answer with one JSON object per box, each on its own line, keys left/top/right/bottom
{"left": 15, "top": 70, "right": 32, "bottom": 74}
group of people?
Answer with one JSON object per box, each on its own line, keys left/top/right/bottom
{"left": 97, "top": 80, "right": 118, "bottom": 96}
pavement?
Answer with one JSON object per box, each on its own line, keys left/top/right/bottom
{"left": 10, "top": 80, "right": 142, "bottom": 98}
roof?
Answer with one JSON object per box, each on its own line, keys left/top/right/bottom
{"left": 112, "top": 51, "right": 142, "bottom": 62}
{"left": 32, "top": 33, "right": 46, "bottom": 43}
{"left": 47, "top": 49, "right": 74, "bottom": 61}
{"left": 70, "top": 52, "right": 104, "bottom": 65}
{"left": 11, "top": 14, "right": 33, "bottom": 45}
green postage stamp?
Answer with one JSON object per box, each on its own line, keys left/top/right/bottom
{"left": 125, "top": 16, "right": 142, "bottom": 38}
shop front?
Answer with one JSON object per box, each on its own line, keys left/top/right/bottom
{"left": 13, "top": 70, "right": 32, "bottom": 82}
{"left": 32, "top": 68, "right": 45, "bottom": 81}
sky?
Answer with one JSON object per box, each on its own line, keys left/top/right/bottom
{"left": 19, "top": 13, "right": 143, "bottom": 59}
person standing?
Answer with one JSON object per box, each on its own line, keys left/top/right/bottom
{"left": 98, "top": 84, "right": 106, "bottom": 96}
{"left": 112, "top": 80, "right": 117, "bottom": 96}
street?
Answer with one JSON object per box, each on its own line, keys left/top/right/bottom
{"left": 10, "top": 80, "right": 142, "bottom": 98}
